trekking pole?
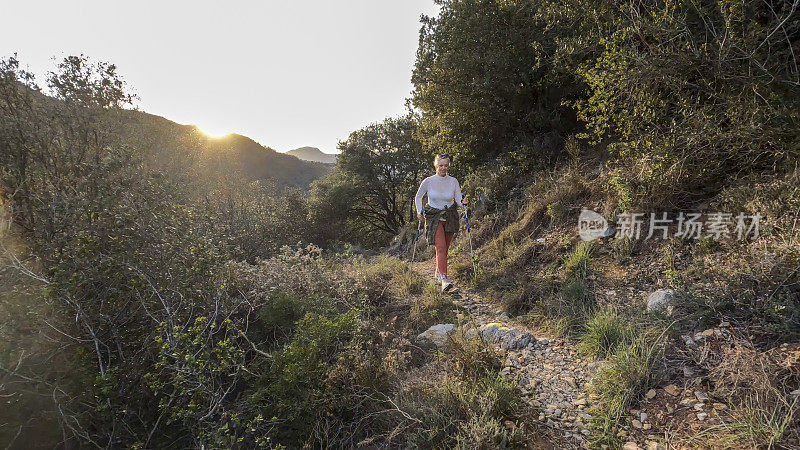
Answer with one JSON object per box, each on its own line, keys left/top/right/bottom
{"left": 409, "top": 215, "right": 422, "bottom": 270}
{"left": 461, "top": 194, "right": 477, "bottom": 278}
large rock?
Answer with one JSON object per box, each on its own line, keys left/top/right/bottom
{"left": 416, "top": 324, "right": 455, "bottom": 351}
{"left": 471, "top": 323, "right": 535, "bottom": 350}
{"left": 646, "top": 289, "right": 675, "bottom": 313}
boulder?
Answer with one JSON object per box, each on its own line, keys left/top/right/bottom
{"left": 646, "top": 289, "right": 675, "bottom": 313}
{"left": 416, "top": 324, "right": 455, "bottom": 351}
{"left": 475, "top": 323, "right": 534, "bottom": 350}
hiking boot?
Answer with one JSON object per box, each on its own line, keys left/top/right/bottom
{"left": 441, "top": 275, "right": 454, "bottom": 292}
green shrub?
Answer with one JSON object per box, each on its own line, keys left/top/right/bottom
{"left": 572, "top": 1, "right": 799, "bottom": 208}
{"left": 145, "top": 317, "right": 247, "bottom": 442}
{"left": 260, "top": 311, "right": 359, "bottom": 441}
{"left": 256, "top": 291, "right": 330, "bottom": 342}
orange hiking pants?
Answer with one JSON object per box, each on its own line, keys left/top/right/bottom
{"left": 434, "top": 220, "right": 455, "bottom": 276}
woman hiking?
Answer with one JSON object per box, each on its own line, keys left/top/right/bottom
{"left": 414, "top": 153, "right": 468, "bottom": 292}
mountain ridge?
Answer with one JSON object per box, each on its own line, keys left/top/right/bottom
{"left": 110, "top": 109, "right": 332, "bottom": 190}
{"left": 287, "top": 146, "right": 337, "bottom": 164}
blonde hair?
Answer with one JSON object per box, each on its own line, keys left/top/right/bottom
{"left": 434, "top": 153, "right": 452, "bottom": 165}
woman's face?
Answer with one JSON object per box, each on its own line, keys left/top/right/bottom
{"left": 435, "top": 158, "right": 450, "bottom": 177}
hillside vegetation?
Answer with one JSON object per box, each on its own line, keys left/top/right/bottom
{"left": 2, "top": 0, "right": 799, "bottom": 448}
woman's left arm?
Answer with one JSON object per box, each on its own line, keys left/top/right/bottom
{"left": 455, "top": 179, "right": 467, "bottom": 205}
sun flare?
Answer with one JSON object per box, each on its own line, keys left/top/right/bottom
{"left": 195, "top": 125, "right": 230, "bottom": 138}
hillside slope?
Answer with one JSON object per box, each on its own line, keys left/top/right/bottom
{"left": 110, "top": 110, "right": 332, "bottom": 190}
{"left": 420, "top": 159, "right": 800, "bottom": 449}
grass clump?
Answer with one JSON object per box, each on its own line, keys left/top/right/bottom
{"left": 563, "top": 241, "right": 594, "bottom": 279}
{"left": 397, "top": 334, "right": 534, "bottom": 448}
{"left": 362, "top": 254, "right": 411, "bottom": 285}
{"left": 358, "top": 255, "right": 426, "bottom": 301}
{"left": 557, "top": 277, "right": 595, "bottom": 332}
{"left": 512, "top": 275, "right": 594, "bottom": 337}
{"left": 587, "top": 326, "right": 668, "bottom": 446}
{"left": 611, "top": 236, "right": 636, "bottom": 263}
{"left": 394, "top": 269, "right": 426, "bottom": 297}
{"left": 689, "top": 337, "right": 800, "bottom": 448}
{"left": 409, "top": 283, "right": 456, "bottom": 332}
{"left": 401, "top": 372, "right": 529, "bottom": 448}
{"left": 517, "top": 313, "right": 573, "bottom": 338}
{"left": 579, "top": 308, "right": 633, "bottom": 359}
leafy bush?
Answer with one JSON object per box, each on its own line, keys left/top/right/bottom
{"left": 256, "top": 291, "right": 332, "bottom": 344}
{"left": 571, "top": 0, "right": 800, "bottom": 208}
{"left": 260, "top": 312, "right": 360, "bottom": 439}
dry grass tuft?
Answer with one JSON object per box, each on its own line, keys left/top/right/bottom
{"left": 698, "top": 338, "right": 800, "bottom": 448}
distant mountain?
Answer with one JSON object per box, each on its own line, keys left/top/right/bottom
{"left": 13, "top": 81, "right": 331, "bottom": 191}
{"left": 110, "top": 110, "right": 332, "bottom": 190}
{"left": 287, "top": 146, "right": 337, "bottom": 164}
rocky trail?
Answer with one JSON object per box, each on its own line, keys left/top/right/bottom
{"left": 411, "top": 262, "right": 601, "bottom": 448}
{"left": 466, "top": 305, "right": 601, "bottom": 448}
{"left": 408, "top": 261, "right": 745, "bottom": 450}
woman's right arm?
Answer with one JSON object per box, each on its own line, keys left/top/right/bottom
{"left": 414, "top": 178, "right": 427, "bottom": 220}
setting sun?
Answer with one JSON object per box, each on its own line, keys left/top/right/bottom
{"left": 195, "top": 124, "right": 230, "bottom": 138}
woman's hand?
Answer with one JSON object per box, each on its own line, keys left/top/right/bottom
{"left": 461, "top": 195, "right": 469, "bottom": 205}
{"left": 417, "top": 212, "right": 424, "bottom": 221}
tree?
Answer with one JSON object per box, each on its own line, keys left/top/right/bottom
{"left": 308, "top": 115, "right": 429, "bottom": 247}
{"left": 411, "top": 0, "right": 585, "bottom": 168}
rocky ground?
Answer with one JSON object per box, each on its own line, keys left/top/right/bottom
{"left": 408, "top": 262, "right": 776, "bottom": 450}
{"left": 412, "top": 262, "right": 600, "bottom": 448}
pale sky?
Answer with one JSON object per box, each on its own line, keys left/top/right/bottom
{"left": 1, "top": 0, "right": 440, "bottom": 154}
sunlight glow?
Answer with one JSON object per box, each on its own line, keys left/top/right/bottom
{"left": 195, "top": 125, "right": 230, "bottom": 138}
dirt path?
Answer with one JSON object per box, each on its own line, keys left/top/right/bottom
{"left": 410, "top": 260, "right": 600, "bottom": 449}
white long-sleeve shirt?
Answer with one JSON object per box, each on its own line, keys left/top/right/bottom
{"left": 414, "top": 174, "right": 462, "bottom": 212}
